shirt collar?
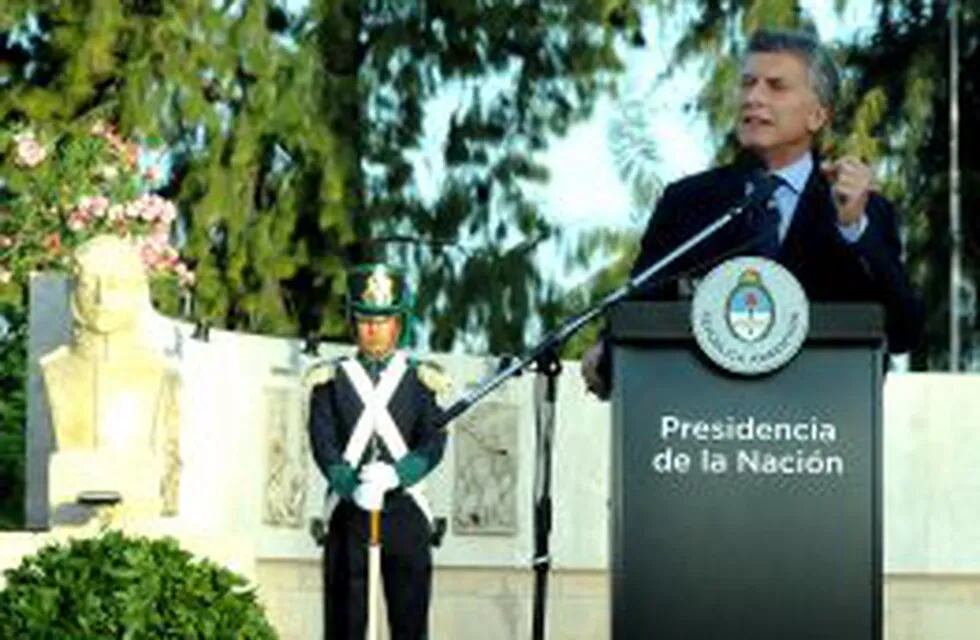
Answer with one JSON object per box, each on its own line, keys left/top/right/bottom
{"left": 356, "top": 349, "right": 396, "bottom": 376}
{"left": 771, "top": 152, "right": 813, "bottom": 194}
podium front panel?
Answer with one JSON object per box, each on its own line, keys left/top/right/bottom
{"left": 610, "top": 310, "right": 882, "bottom": 640}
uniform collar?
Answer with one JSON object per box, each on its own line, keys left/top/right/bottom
{"left": 356, "top": 349, "right": 397, "bottom": 378}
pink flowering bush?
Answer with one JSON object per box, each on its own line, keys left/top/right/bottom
{"left": 0, "top": 123, "right": 193, "bottom": 289}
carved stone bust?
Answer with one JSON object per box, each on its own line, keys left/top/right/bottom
{"left": 40, "top": 235, "right": 180, "bottom": 521}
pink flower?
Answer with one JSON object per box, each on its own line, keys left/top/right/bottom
{"left": 175, "top": 263, "right": 195, "bottom": 287}
{"left": 161, "top": 246, "right": 180, "bottom": 267}
{"left": 151, "top": 223, "right": 170, "bottom": 244}
{"left": 67, "top": 209, "right": 90, "bottom": 232}
{"left": 138, "top": 236, "right": 182, "bottom": 272}
{"left": 43, "top": 233, "right": 61, "bottom": 255}
{"left": 140, "top": 195, "right": 160, "bottom": 221}
{"left": 131, "top": 194, "right": 177, "bottom": 223}
{"left": 78, "top": 195, "right": 110, "bottom": 218}
{"left": 159, "top": 200, "right": 178, "bottom": 224}
{"left": 139, "top": 242, "right": 161, "bottom": 269}
{"left": 124, "top": 201, "right": 142, "bottom": 219}
{"left": 143, "top": 165, "right": 161, "bottom": 182}
{"left": 13, "top": 133, "right": 47, "bottom": 168}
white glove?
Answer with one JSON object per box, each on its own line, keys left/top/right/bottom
{"left": 360, "top": 461, "right": 400, "bottom": 492}
{"left": 352, "top": 480, "right": 386, "bottom": 512}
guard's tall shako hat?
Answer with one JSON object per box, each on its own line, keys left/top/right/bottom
{"left": 346, "top": 263, "right": 411, "bottom": 320}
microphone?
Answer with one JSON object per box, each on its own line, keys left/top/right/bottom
{"left": 619, "top": 170, "right": 781, "bottom": 299}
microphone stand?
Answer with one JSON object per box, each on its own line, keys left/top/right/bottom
{"left": 531, "top": 347, "right": 559, "bottom": 640}
{"left": 434, "top": 175, "right": 776, "bottom": 640}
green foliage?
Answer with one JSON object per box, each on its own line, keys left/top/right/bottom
{"left": 0, "top": 531, "right": 277, "bottom": 639}
{"left": 650, "top": 0, "right": 815, "bottom": 163}
{"left": 0, "top": 1, "right": 354, "bottom": 336}
{"left": 352, "top": 0, "right": 646, "bottom": 353}
{"left": 608, "top": 98, "right": 664, "bottom": 220}
{"left": 552, "top": 227, "right": 641, "bottom": 359}
{"left": 2, "top": 1, "right": 646, "bottom": 354}
{"left": 0, "top": 302, "right": 26, "bottom": 530}
{"left": 841, "top": 2, "right": 979, "bottom": 369}
{"left": 838, "top": 87, "right": 887, "bottom": 161}
{"left": 0, "top": 123, "right": 191, "bottom": 291}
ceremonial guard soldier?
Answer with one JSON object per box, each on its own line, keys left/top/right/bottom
{"left": 308, "top": 263, "right": 450, "bottom": 640}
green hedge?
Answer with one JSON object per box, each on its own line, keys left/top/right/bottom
{"left": 0, "top": 302, "right": 26, "bottom": 531}
{"left": 0, "top": 433, "right": 24, "bottom": 530}
{"left": 0, "top": 531, "right": 277, "bottom": 639}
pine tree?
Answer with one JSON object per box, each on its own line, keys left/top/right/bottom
{"left": 2, "top": 1, "right": 646, "bottom": 352}
{"left": 843, "top": 1, "right": 979, "bottom": 369}
{"left": 1, "top": 1, "right": 357, "bottom": 337}
{"left": 325, "top": 0, "right": 645, "bottom": 353}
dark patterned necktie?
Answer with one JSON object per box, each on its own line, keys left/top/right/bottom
{"left": 750, "top": 176, "right": 785, "bottom": 258}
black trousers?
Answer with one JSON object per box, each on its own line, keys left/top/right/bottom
{"left": 324, "top": 494, "right": 432, "bottom": 640}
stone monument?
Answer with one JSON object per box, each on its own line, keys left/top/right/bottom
{"left": 40, "top": 235, "right": 180, "bottom": 523}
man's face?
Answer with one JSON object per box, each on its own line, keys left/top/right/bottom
{"left": 73, "top": 267, "right": 145, "bottom": 334}
{"left": 736, "top": 52, "right": 828, "bottom": 169}
{"left": 355, "top": 315, "right": 402, "bottom": 359}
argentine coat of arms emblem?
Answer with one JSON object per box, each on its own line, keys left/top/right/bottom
{"left": 692, "top": 257, "right": 809, "bottom": 375}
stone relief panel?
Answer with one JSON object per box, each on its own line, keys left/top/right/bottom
{"left": 452, "top": 400, "right": 519, "bottom": 536}
{"left": 263, "top": 385, "right": 310, "bottom": 528}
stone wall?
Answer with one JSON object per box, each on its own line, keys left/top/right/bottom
{"left": 10, "top": 278, "right": 980, "bottom": 638}
{"left": 253, "top": 563, "right": 980, "bottom": 640}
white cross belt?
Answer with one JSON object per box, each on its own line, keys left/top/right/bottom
{"left": 340, "top": 352, "right": 410, "bottom": 465}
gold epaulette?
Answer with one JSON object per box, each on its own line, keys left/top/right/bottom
{"left": 415, "top": 360, "right": 453, "bottom": 398}
{"left": 302, "top": 359, "right": 337, "bottom": 389}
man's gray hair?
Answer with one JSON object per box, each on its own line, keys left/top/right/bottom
{"left": 746, "top": 29, "right": 840, "bottom": 108}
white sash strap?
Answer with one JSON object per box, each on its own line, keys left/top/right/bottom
{"left": 405, "top": 485, "right": 433, "bottom": 524}
{"left": 340, "top": 353, "right": 409, "bottom": 465}
{"left": 324, "top": 353, "right": 434, "bottom": 527}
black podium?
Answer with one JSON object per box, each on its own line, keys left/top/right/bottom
{"left": 609, "top": 302, "right": 885, "bottom": 640}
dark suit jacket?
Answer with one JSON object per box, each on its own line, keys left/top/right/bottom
{"left": 627, "top": 160, "right": 924, "bottom": 353}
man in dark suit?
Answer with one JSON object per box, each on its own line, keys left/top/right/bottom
{"left": 581, "top": 28, "right": 923, "bottom": 396}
